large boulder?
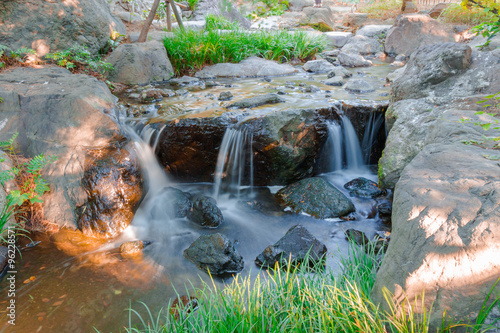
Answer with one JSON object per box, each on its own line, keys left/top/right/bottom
{"left": 192, "top": 0, "right": 251, "bottom": 28}
{"left": 227, "top": 93, "right": 285, "bottom": 109}
{"left": 392, "top": 43, "right": 472, "bottom": 101}
{"left": 255, "top": 225, "right": 327, "bottom": 268}
{"left": 288, "top": 0, "right": 315, "bottom": 12}
{"left": 300, "top": 7, "right": 335, "bottom": 31}
{"left": 276, "top": 177, "right": 355, "bottom": 218}
{"left": 303, "top": 60, "right": 336, "bottom": 73}
{"left": 356, "top": 25, "right": 392, "bottom": 38}
{"left": 338, "top": 52, "right": 372, "bottom": 67}
{"left": 324, "top": 32, "right": 353, "bottom": 48}
{"left": 105, "top": 41, "right": 174, "bottom": 85}
{"left": 384, "top": 14, "right": 455, "bottom": 56}
{"left": 184, "top": 233, "right": 244, "bottom": 276}
{"left": 195, "top": 57, "right": 298, "bottom": 78}
{"left": 0, "top": 0, "right": 125, "bottom": 56}
{"left": 0, "top": 67, "right": 143, "bottom": 235}
{"left": 341, "top": 35, "right": 384, "bottom": 55}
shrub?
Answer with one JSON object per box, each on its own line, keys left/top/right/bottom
{"left": 45, "top": 45, "right": 114, "bottom": 75}
{"left": 439, "top": 3, "right": 496, "bottom": 26}
{"left": 358, "top": 0, "right": 403, "bottom": 20}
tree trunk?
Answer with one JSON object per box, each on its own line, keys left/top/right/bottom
{"left": 137, "top": 0, "right": 161, "bottom": 43}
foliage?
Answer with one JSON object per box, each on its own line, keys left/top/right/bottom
{"left": 45, "top": 45, "right": 114, "bottom": 75}
{"left": 205, "top": 14, "right": 240, "bottom": 31}
{"left": 249, "top": 0, "right": 289, "bottom": 18}
{"left": 0, "top": 44, "right": 37, "bottom": 69}
{"left": 188, "top": 0, "right": 199, "bottom": 11}
{"left": 358, "top": 0, "right": 402, "bottom": 20}
{"left": 101, "top": 30, "right": 126, "bottom": 55}
{"left": 163, "top": 25, "right": 326, "bottom": 75}
{"left": 0, "top": 133, "right": 57, "bottom": 226}
{"left": 439, "top": 3, "right": 496, "bottom": 26}
{"left": 461, "top": 0, "right": 500, "bottom": 46}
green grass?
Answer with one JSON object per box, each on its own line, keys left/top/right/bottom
{"left": 109, "top": 241, "right": 500, "bottom": 333}
{"left": 163, "top": 23, "right": 326, "bottom": 75}
{"left": 439, "top": 3, "right": 496, "bottom": 27}
{"left": 358, "top": 0, "right": 403, "bottom": 20}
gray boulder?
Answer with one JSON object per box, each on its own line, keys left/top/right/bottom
{"left": 106, "top": 41, "right": 174, "bottom": 85}
{"left": 192, "top": 0, "right": 250, "bottom": 28}
{"left": 341, "top": 35, "right": 384, "bottom": 55}
{"left": 323, "top": 77, "right": 345, "bottom": 86}
{"left": 184, "top": 233, "right": 244, "bottom": 276}
{"left": 327, "top": 66, "right": 352, "bottom": 79}
{"left": 276, "top": 177, "right": 355, "bottom": 219}
{"left": 356, "top": 25, "right": 392, "bottom": 38}
{"left": 255, "top": 225, "right": 327, "bottom": 268}
{"left": 345, "top": 79, "right": 375, "bottom": 93}
{"left": 392, "top": 43, "right": 472, "bottom": 101}
{"left": 227, "top": 93, "right": 285, "bottom": 109}
{"left": 300, "top": 7, "right": 335, "bottom": 31}
{"left": 384, "top": 14, "right": 455, "bottom": 56}
{"left": 0, "top": 67, "right": 143, "bottom": 235}
{"left": 156, "top": 187, "right": 193, "bottom": 219}
{"left": 338, "top": 52, "right": 372, "bottom": 67}
{"left": 195, "top": 57, "right": 298, "bottom": 78}
{"left": 188, "top": 195, "right": 223, "bottom": 228}
{"left": 324, "top": 32, "right": 353, "bottom": 48}
{"left": 0, "top": 0, "right": 126, "bottom": 56}
{"left": 169, "top": 76, "right": 201, "bottom": 87}
{"left": 288, "top": 0, "right": 315, "bottom": 12}
{"left": 303, "top": 59, "right": 336, "bottom": 73}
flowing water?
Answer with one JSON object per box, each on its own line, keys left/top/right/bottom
{"left": 0, "top": 62, "right": 394, "bottom": 333}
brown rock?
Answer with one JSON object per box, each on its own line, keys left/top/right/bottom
{"left": 120, "top": 240, "right": 144, "bottom": 258}
{"left": 169, "top": 295, "right": 198, "bottom": 320}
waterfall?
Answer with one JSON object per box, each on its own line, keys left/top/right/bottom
{"left": 361, "top": 112, "right": 385, "bottom": 165}
{"left": 213, "top": 125, "right": 254, "bottom": 199}
{"left": 324, "top": 116, "right": 365, "bottom": 172}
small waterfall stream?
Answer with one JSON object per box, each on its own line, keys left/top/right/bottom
{"left": 361, "top": 112, "right": 385, "bottom": 164}
{"left": 324, "top": 116, "right": 365, "bottom": 172}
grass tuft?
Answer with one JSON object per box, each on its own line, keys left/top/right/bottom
{"left": 438, "top": 3, "right": 496, "bottom": 27}
{"left": 358, "top": 0, "right": 403, "bottom": 20}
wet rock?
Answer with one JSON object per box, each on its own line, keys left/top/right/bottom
{"left": 170, "top": 295, "right": 198, "bottom": 319}
{"left": 323, "top": 77, "right": 345, "bottom": 86}
{"left": 106, "top": 41, "right": 175, "bottom": 85}
{"left": 140, "top": 88, "right": 164, "bottom": 103}
{"left": 218, "top": 91, "right": 233, "bottom": 101}
{"left": 176, "top": 89, "right": 189, "bottom": 96}
{"left": 344, "top": 177, "right": 386, "bottom": 198}
{"left": 0, "top": 246, "right": 7, "bottom": 273}
{"left": 327, "top": 66, "right": 352, "bottom": 79}
{"left": 305, "top": 85, "right": 321, "bottom": 93}
{"left": 120, "top": 240, "right": 145, "bottom": 258}
{"left": 386, "top": 65, "right": 406, "bottom": 83}
{"left": 188, "top": 196, "right": 223, "bottom": 228}
{"left": 324, "top": 32, "right": 353, "bottom": 48}
{"left": 78, "top": 141, "right": 144, "bottom": 238}
{"left": 391, "top": 61, "right": 405, "bottom": 67}
{"left": 255, "top": 225, "right": 327, "bottom": 268}
{"left": 395, "top": 54, "right": 408, "bottom": 62}
{"left": 204, "top": 81, "right": 218, "bottom": 88}
{"left": 339, "top": 212, "right": 356, "bottom": 221}
{"left": 184, "top": 233, "right": 244, "bottom": 276}
{"left": 170, "top": 76, "right": 201, "bottom": 86}
{"left": 345, "top": 79, "right": 375, "bottom": 93}
{"left": 303, "top": 59, "right": 336, "bottom": 73}
{"left": 338, "top": 52, "right": 372, "bottom": 68}
{"left": 195, "top": 57, "right": 298, "bottom": 78}
{"left": 227, "top": 93, "right": 285, "bottom": 109}
{"left": 0, "top": 0, "right": 125, "bottom": 56}
{"left": 158, "top": 187, "right": 192, "bottom": 218}
{"left": 276, "top": 177, "right": 355, "bottom": 219}
{"left": 345, "top": 229, "right": 369, "bottom": 245}
{"left": 341, "top": 35, "right": 384, "bottom": 55}
{"left": 384, "top": 14, "right": 455, "bottom": 56}
{"left": 377, "top": 201, "right": 392, "bottom": 225}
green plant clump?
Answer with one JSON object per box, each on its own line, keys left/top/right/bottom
{"left": 358, "top": 0, "right": 402, "bottom": 20}
{"left": 0, "top": 44, "right": 36, "bottom": 69}
{"left": 439, "top": 3, "right": 496, "bottom": 26}
{"left": 250, "top": 0, "right": 289, "bottom": 18}
{"left": 112, "top": 241, "right": 500, "bottom": 332}
{"left": 163, "top": 25, "right": 325, "bottom": 75}
{"left": 45, "top": 45, "right": 114, "bottom": 75}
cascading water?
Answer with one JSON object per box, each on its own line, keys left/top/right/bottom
{"left": 361, "top": 112, "right": 385, "bottom": 165}
{"left": 213, "top": 125, "right": 254, "bottom": 199}
{"left": 323, "top": 115, "right": 365, "bottom": 172}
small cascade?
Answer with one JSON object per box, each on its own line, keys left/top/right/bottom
{"left": 213, "top": 125, "right": 254, "bottom": 199}
{"left": 324, "top": 116, "right": 365, "bottom": 172}
{"left": 361, "top": 112, "right": 385, "bottom": 164}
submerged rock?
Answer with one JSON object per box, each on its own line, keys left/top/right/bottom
{"left": 120, "top": 240, "right": 146, "bottom": 258}
{"left": 344, "top": 177, "right": 386, "bottom": 198}
{"left": 227, "top": 93, "right": 285, "bottom": 109}
{"left": 184, "top": 233, "right": 244, "bottom": 276}
{"left": 276, "top": 177, "right": 355, "bottom": 219}
{"left": 157, "top": 187, "right": 193, "bottom": 219}
{"left": 187, "top": 195, "right": 223, "bottom": 228}
{"left": 255, "top": 225, "right": 327, "bottom": 268}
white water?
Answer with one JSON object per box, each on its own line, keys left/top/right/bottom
{"left": 213, "top": 125, "right": 254, "bottom": 199}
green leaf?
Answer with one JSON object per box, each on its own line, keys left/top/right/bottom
{"left": 481, "top": 123, "right": 492, "bottom": 131}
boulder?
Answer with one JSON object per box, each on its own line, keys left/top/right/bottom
{"left": 344, "top": 13, "right": 370, "bottom": 28}
{"left": 276, "top": 177, "right": 355, "bottom": 218}
{"left": 301, "top": 7, "right": 335, "bottom": 31}
{"left": 106, "top": 41, "right": 175, "bottom": 85}
{"left": 356, "top": 25, "right": 392, "bottom": 38}
{"left": 184, "top": 233, "right": 244, "bottom": 276}
{"left": 344, "top": 79, "right": 375, "bottom": 93}
{"left": 341, "top": 35, "right": 384, "bottom": 55}
{"left": 386, "top": 65, "right": 406, "bottom": 83}
{"left": 327, "top": 66, "right": 352, "bottom": 78}
{"left": 384, "top": 14, "right": 455, "bottom": 56}
{"left": 78, "top": 141, "right": 143, "bottom": 238}
{"left": 227, "top": 93, "right": 285, "bottom": 109}
{"left": 0, "top": 67, "right": 143, "bottom": 235}
{"left": 219, "top": 91, "right": 234, "bottom": 101}
{"left": 427, "top": 3, "right": 450, "bottom": 18}
{"left": 344, "top": 177, "right": 386, "bottom": 198}
{"left": 323, "top": 77, "right": 345, "bottom": 86}
{"left": 345, "top": 229, "right": 369, "bottom": 245}
{"left": 255, "top": 225, "right": 327, "bottom": 268}
{"left": 338, "top": 52, "right": 372, "bottom": 67}
{"left": 187, "top": 195, "right": 223, "bottom": 228}
{"left": 401, "top": 0, "right": 418, "bottom": 13}
{"left": 0, "top": 0, "right": 126, "bottom": 56}
{"left": 288, "top": 0, "right": 315, "bottom": 12}
{"left": 324, "top": 32, "right": 353, "bottom": 48}
{"left": 392, "top": 43, "right": 472, "bottom": 101}
{"left": 195, "top": 57, "right": 298, "bottom": 78}
{"left": 191, "top": 0, "right": 251, "bottom": 28}
{"left": 156, "top": 187, "right": 192, "bottom": 219}
{"left": 303, "top": 59, "right": 336, "bottom": 73}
